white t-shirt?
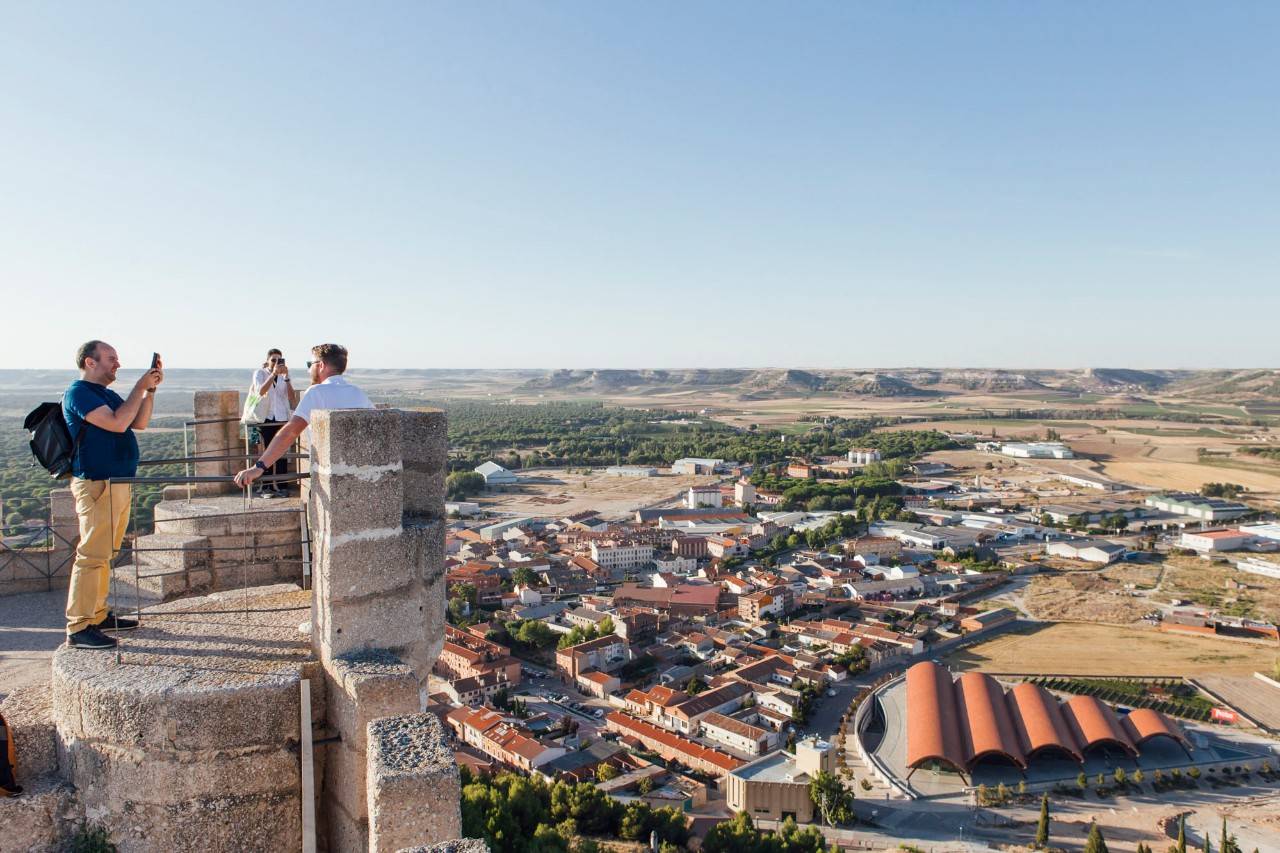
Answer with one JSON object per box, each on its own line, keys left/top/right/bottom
{"left": 252, "top": 368, "right": 294, "bottom": 422}
{"left": 292, "top": 375, "right": 374, "bottom": 432}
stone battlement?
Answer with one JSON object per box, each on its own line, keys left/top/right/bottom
{"left": 1, "top": 400, "right": 470, "bottom": 853}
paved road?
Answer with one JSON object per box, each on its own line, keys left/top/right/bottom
{"left": 0, "top": 589, "right": 65, "bottom": 702}
{"left": 798, "top": 619, "right": 1030, "bottom": 742}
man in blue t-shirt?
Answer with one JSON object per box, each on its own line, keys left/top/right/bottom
{"left": 61, "top": 340, "right": 163, "bottom": 650}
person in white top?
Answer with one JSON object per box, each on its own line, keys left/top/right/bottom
{"left": 233, "top": 343, "right": 374, "bottom": 491}
{"left": 251, "top": 348, "right": 300, "bottom": 496}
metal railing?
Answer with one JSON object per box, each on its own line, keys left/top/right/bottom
{"left": 0, "top": 495, "right": 78, "bottom": 592}
{"left": 2, "top": 466, "right": 312, "bottom": 598}
{"left": 173, "top": 413, "right": 305, "bottom": 503}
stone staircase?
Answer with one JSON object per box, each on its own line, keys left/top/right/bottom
{"left": 109, "top": 495, "right": 306, "bottom": 607}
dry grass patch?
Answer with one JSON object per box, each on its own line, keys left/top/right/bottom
{"left": 1099, "top": 562, "right": 1162, "bottom": 589}
{"left": 1160, "top": 556, "right": 1280, "bottom": 622}
{"left": 1022, "top": 573, "right": 1151, "bottom": 623}
{"left": 946, "top": 622, "right": 1279, "bottom": 677}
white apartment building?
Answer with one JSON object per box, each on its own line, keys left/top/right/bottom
{"left": 687, "top": 485, "right": 724, "bottom": 509}
{"left": 654, "top": 552, "right": 700, "bottom": 575}
{"left": 734, "top": 479, "right": 757, "bottom": 507}
{"left": 590, "top": 541, "right": 656, "bottom": 571}
{"left": 700, "top": 712, "right": 773, "bottom": 757}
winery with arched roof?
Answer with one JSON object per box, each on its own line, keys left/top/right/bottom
{"left": 903, "top": 662, "right": 1186, "bottom": 777}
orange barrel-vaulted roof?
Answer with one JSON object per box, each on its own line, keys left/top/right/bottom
{"left": 1121, "top": 708, "right": 1192, "bottom": 750}
{"left": 905, "top": 661, "right": 967, "bottom": 773}
{"left": 1007, "top": 682, "right": 1083, "bottom": 762}
{"left": 1063, "top": 695, "right": 1137, "bottom": 756}
{"left": 955, "top": 671, "right": 1026, "bottom": 768}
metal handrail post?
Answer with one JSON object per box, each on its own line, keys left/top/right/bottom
{"left": 183, "top": 422, "right": 193, "bottom": 502}
{"left": 45, "top": 494, "right": 53, "bottom": 592}
{"left": 132, "top": 487, "right": 142, "bottom": 625}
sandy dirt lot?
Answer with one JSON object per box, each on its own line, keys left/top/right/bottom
{"left": 1020, "top": 573, "right": 1155, "bottom": 623}
{"left": 474, "top": 469, "right": 720, "bottom": 521}
{"left": 1012, "top": 558, "right": 1280, "bottom": 625}
{"left": 945, "top": 622, "right": 1279, "bottom": 677}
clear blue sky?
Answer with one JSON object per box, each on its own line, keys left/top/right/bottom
{"left": 3, "top": 3, "right": 1277, "bottom": 370}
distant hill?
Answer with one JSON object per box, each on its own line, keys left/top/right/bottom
{"left": 514, "top": 368, "right": 932, "bottom": 399}
{"left": 3, "top": 366, "right": 1278, "bottom": 407}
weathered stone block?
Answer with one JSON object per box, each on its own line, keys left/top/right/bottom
{"left": 325, "top": 534, "right": 415, "bottom": 603}
{"left": 311, "top": 408, "right": 404, "bottom": 469}
{"left": 420, "top": 568, "right": 448, "bottom": 674}
{"left": 0, "top": 684, "right": 58, "bottom": 779}
{"left": 404, "top": 518, "right": 447, "bottom": 587}
{"left": 192, "top": 390, "right": 240, "bottom": 496}
{"left": 213, "top": 561, "right": 291, "bottom": 590}
{"left": 256, "top": 527, "right": 304, "bottom": 549}
{"left": 323, "top": 739, "right": 370, "bottom": 821}
{"left": 399, "top": 409, "right": 447, "bottom": 519}
{"left": 91, "top": 789, "right": 299, "bottom": 853}
{"left": 325, "top": 651, "right": 419, "bottom": 753}
{"left": 327, "top": 800, "right": 369, "bottom": 853}
{"left": 161, "top": 484, "right": 193, "bottom": 501}
{"left": 311, "top": 471, "right": 405, "bottom": 538}
{"left": 319, "top": 585, "right": 427, "bottom": 662}
{"left": 0, "top": 777, "right": 78, "bottom": 852}
{"left": 110, "top": 567, "right": 188, "bottom": 604}
{"left": 135, "top": 533, "right": 210, "bottom": 570}
{"left": 63, "top": 738, "right": 299, "bottom": 805}
{"left": 366, "top": 714, "right": 460, "bottom": 853}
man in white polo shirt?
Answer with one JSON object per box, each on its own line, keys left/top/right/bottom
{"left": 233, "top": 343, "right": 373, "bottom": 490}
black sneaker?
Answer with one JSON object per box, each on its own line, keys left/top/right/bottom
{"left": 67, "top": 627, "right": 118, "bottom": 650}
{"left": 96, "top": 612, "right": 139, "bottom": 632}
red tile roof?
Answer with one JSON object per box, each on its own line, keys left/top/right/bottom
{"left": 605, "top": 712, "right": 743, "bottom": 772}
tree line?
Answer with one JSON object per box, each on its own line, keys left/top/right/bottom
{"left": 460, "top": 767, "right": 691, "bottom": 853}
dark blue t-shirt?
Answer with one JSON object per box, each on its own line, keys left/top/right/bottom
{"left": 62, "top": 381, "right": 140, "bottom": 480}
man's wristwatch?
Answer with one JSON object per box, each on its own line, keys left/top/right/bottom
{"left": 255, "top": 460, "right": 269, "bottom": 473}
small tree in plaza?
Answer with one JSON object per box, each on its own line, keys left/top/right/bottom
{"left": 1083, "top": 821, "right": 1109, "bottom": 853}
{"left": 1034, "top": 793, "right": 1050, "bottom": 848}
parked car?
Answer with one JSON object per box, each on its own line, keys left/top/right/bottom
{"left": 593, "top": 709, "right": 604, "bottom": 718}
{"left": 826, "top": 688, "right": 836, "bottom": 697}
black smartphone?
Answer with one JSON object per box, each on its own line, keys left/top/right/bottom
{"left": 277, "top": 358, "right": 285, "bottom": 365}
{"left": 150, "top": 352, "right": 161, "bottom": 369}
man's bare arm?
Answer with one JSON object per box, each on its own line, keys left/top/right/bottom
{"left": 259, "top": 416, "right": 308, "bottom": 468}
{"left": 130, "top": 390, "right": 156, "bottom": 430}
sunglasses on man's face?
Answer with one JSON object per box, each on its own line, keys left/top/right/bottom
{"left": 306, "top": 360, "right": 315, "bottom": 368}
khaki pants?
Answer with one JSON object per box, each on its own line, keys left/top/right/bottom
{"left": 66, "top": 479, "right": 131, "bottom": 635}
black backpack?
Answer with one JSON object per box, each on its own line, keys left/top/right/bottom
{"left": 0, "top": 711, "right": 20, "bottom": 797}
{"left": 23, "top": 402, "right": 83, "bottom": 480}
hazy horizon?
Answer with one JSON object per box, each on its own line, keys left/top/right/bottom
{"left": 2, "top": 365, "right": 1278, "bottom": 377}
